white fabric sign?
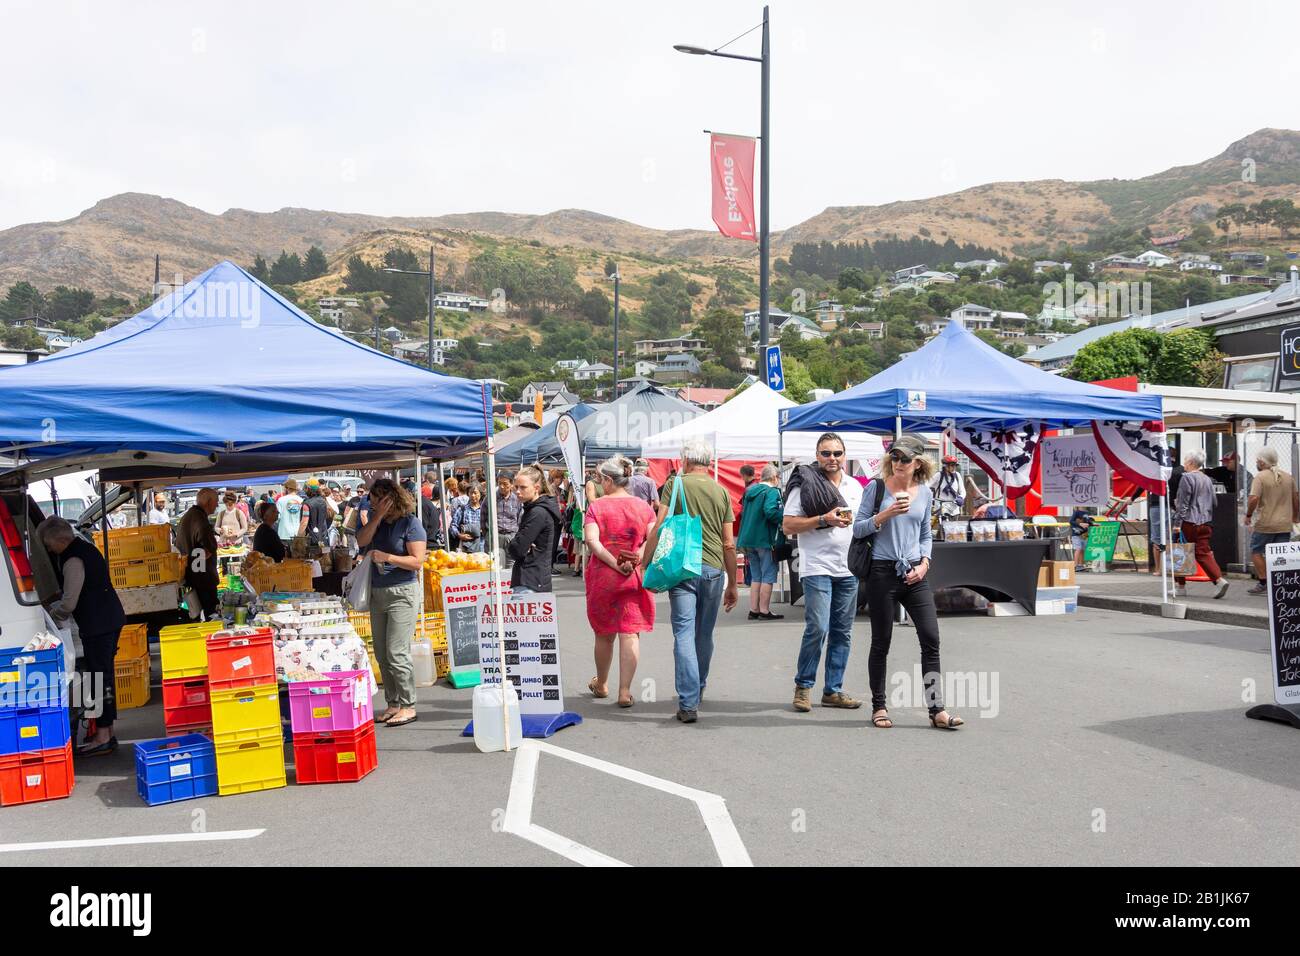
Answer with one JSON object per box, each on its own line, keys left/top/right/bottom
{"left": 477, "top": 592, "right": 564, "bottom": 715}
{"left": 1041, "top": 435, "right": 1107, "bottom": 507}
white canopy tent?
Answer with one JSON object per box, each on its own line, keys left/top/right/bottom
{"left": 639, "top": 383, "right": 886, "bottom": 464}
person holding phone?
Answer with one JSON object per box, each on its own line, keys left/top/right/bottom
{"left": 782, "top": 432, "right": 865, "bottom": 714}
{"left": 853, "top": 434, "right": 963, "bottom": 730}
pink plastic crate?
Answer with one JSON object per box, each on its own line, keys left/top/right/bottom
{"left": 287, "top": 671, "right": 373, "bottom": 734}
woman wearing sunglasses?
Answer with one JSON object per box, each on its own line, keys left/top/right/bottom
{"left": 852, "top": 434, "right": 964, "bottom": 730}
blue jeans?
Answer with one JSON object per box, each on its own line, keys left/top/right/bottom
{"left": 668, "top": 564, "right": 725, "bottom": 711}
{"left": 795, "top": 574, "right": 858, "bottom": 695}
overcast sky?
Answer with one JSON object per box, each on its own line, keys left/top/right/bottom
{"left": 1, "top": 0, "right": 1296, "bottom": 234}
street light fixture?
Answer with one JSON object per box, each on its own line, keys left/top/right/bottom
{"left": 383, "top": 244, "right": 437, "bottom": 370}
{"left": 675, "top": 5, "right": 771, "bottom": 352}
{"left": 581, "top": 268, "right": 622, "bottom": 399}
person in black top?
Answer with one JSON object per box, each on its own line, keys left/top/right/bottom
{"left": 253, "top": 501, "right": 286, "bottom": 562}
{"left": 509, "top": 465, "right": 562, "bottom": 594}
{"left": 38, "top": 517, "right": 126, "bottom": 756}
{"left": 302, "top": 481, "right": 335, "bottom": 549}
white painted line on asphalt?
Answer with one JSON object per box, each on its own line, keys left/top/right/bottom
{"left": 0, "top": 828, "right": 266, "bottom": 854}
{"left": 503, "top": 739, "right": 751, "bottom": 867}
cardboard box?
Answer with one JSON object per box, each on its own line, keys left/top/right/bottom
{"left": 1037, "top": 562, "right": 1051, "bottom": 589}
{"left": 1047, "top": 560, "right": 1076, "bottom": 586}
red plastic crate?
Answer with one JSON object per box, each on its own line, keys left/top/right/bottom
{"left": 0, "top": 740, "right": 74, "bottom": 806}
{"left": 292, "top": 723, "right": 377, "bottom": 784}
{"left": 165, "top": 723, "right": 212, "bottom": 739}
{"left": 205, "top": 628, "right": 274, "bottom": 691}
{"left": 162, "top": 677, "right": 212, "bottom": 728}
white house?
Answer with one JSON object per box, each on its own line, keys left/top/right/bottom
{"left": 848, "top": 321, "right": 885, "bottom": 339}
{"left": 519, "top": 381, "right": 569, "bottom": 404}
{"left": 743, "top": 309, "right": 796, "bottom": 339}
{"left": 892, "top": 264, "right": 929, "bottom": 283}
{"left": 1178, "top": 255, "right": 1223, "bottom": 273}
{"left": 1092, "top": 254, "right": 1146, "bottom": 271}
{"left": 654, "top": 353, "right": 704, "bottom": 383}
{"left": 954, "top": 259, "right": 1002, "bottom": 274}
{"left": 573, "top": 361, "right": 614, "bottom": 381}
{"left": 1135, "top": 250, "right": 1174, "bottom": 268}
{"left": 1033, "top": 260, "right": 1073, "bottom": 274}
{"left": 949, "top": 303, "right": 995, "bottom": 329}
{"left": 394, "top": 340, "right": 448, "bottom": 366}
{"left": 634, "top": 359, "right": 657, "bottom": 378}
{"left": 914, "top": 271, "right": 958, "bottom": 287}
{"left": 981, "top": 277, "right": 1009, "bottom": 290}
{"left": 994, "top": 310, "right": 1030, "bottom": 323}
{"left": 634, "top": 337, "right": 707, "bottom": 358}
{"left": 554, "top": 358, "right": 584, "bottom": 373}
{"left": 778, "top": 314, "right": 828, "bottom": 341}
{"left": 429, "top": 337, "right": 459, "bottom": 351}
{"left": 432, "top": 292, "right": 489, "bottom": 312}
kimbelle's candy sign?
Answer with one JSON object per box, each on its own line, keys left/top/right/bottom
{"left": 478, "top": 593, "right": 563, "bottom": 715}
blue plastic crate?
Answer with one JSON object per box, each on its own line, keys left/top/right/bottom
{"left": 0, "top": 646, "right": 65, "bottom": 709}
{"left": 0, "top": 705, "right": 70, "bottom": 755}
{"left": 135, "top": 734, "right": 218, "bottom": 806}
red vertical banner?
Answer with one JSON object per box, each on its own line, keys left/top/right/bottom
{"left": 710, "top": 134, "right": 757, "bottom": 241}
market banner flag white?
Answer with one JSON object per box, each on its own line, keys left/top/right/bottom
{"left": 1092, "top": 419, "right": 1171, "bottom": 494}
{"left": 556, "top": 412, "right": 585, "bottom": 509}
{"left": 953, "top": 422, "right": 1043, "bottom": 499}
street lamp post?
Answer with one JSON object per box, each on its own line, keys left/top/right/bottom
{"left": 675, "top": 4, "right": 771, "bottom": 352}
{"left": 383, "top": 244, "right": 437, "bottom": 370}
{"left": 610, "top": 269, "right": 621, "bottom": 395}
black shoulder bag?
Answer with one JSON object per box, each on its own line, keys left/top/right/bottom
{"left": 847, "top": 478, "right": 885, "bottom": 580}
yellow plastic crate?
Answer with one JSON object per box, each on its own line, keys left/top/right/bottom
{"left": 246, "top": 560, "right": 314, "bottom": 594}
{"left": 435, "top": 649, "right": 449, "bottom": 679}
{"left": 114, "top": 652, "right": 151, "bottom": 710}
{"left": 210, "top": 683, "right": 281, "bottom": 744}
{"left": 108, "top": 552, "right": 184, "bottom": 589}
{"left": 93, "top": 524, "right": 173, "bottom": 561}
{"left": 116, "top": 623, "right": 148, "bottom": 662}
{"left": 159, "top": 621, "right": 223, "bottom": 680}
{"left": 347, "top": 611, "right": 371, "bottom": 641}
{"left": 215, "top": 733, "right": 286, "bottom": 796}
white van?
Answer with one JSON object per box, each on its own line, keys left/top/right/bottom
{"left": 0, "top": 488, "right": 54, "bottom": 650}
{"left": 30, "top": 471, "right": 99, "bottom": 523}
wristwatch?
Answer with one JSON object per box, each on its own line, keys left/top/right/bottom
{"left": 817, "top": 516, "right": 829, "bottom": 529}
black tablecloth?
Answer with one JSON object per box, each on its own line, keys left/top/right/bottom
{"left": 929, "top": 540, "right": 1053, "bottom": 614}
{"left": 311, "top": 571, "right": 349, "bottom": 597}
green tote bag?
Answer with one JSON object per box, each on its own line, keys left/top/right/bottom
{"left": 643, "top": 474, "right": 703, "bottom": 593}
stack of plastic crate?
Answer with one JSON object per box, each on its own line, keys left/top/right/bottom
{"left": 207, "top": 627, "right": 285, "bottom": 795}
{"left": 287, "top": 670, "right": 376, "bottom": 784}
{"left": 0, "top": 644, "right": 73, "bottom": 806}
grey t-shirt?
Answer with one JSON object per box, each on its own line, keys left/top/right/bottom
{"left": 854, "top": 481, "right": 934, "bottom": 567}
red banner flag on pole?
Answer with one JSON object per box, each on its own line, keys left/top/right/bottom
{"left": 710, "top": 133, "right": 757, "bottom": 241}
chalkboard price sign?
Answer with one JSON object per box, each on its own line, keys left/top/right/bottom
{"left": 1265, "top": 542, "right": 1300, "bottom": 706}
{"left": 446, "top": 604, "right": 481, "bottom": 671}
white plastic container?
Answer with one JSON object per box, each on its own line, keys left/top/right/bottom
{"left": 472, "top": 682, "right": 523, "bottom": 753}
{"left": 411, "top": 638, "right": 436, "bottom": 687}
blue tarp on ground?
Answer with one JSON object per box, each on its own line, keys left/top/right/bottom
{"left": 779, "top": 320, "right": 1163, "bottom": 434}
{"left": 0, "top": 261, "right": 491, "bottom": 476}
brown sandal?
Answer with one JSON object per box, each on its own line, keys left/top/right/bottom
{"left": 617, "top": 696, "right": 634, "bottom": 708}
{"left": 871, "top": 710, "right": 893, "bottom": 728}
{"left": 588, "top": 678, "right": 608, "bottom": 699}
{"left": 930, "top": 711, "right": 965, "bottom": 730}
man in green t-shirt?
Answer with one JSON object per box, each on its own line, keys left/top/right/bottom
{"left": 642, "top": 437, "right": 739, "bottom": 723}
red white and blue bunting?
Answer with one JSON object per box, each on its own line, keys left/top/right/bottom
{"left": 1092, "top": 419, "right": 1171, "bottom": 494}
{"left": 952, "top": 422, "right": 1044, "bottom": 500}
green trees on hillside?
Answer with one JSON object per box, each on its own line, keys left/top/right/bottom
{"left": 1067, "top": 327, "right": 1221, "bottom": 387}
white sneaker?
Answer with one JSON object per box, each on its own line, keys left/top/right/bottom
{"left": 1172, "top": 585, "right": 1187, "bottom": 597}
{"left": 1214, "top": 579, "right": 1230, "bottom": 600}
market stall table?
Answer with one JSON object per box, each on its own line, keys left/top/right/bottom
{"left": 929, "top": 539, "right": 1053, "bottom": 614}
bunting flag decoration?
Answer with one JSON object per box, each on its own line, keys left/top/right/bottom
{"left": 952, "top": 422, "right": 1044, "bottom": 499}
{"left": 1092, "top": 419, "right": 1171, "bottom": 494}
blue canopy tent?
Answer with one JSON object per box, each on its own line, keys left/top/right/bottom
{"left": 494, "top": 403, "right": 597, "bottom": 467}
{"left": 779, "top": 320, "right": 1174, "bottom": 603}
{"left": 0, "top": 260, "right": 493, "bottom": 482}
{"left": 780, "top": 320, "right": 1162, "bottom": 434}
{"left": 495, "top": 384, "right": 702, "bottom": 467}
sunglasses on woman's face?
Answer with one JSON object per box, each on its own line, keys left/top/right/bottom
{"left": 889, "top": 451, "right": 914, "bottom": 463}
{"left": 818, "top": 449, "right": 845, "bottom": 458}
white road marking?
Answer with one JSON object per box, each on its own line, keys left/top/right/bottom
{"left": 0, "top": 828, "right": 265, "bottom": 854}
{"left": 503, "top": 739, "right": 752, "bottom": 867}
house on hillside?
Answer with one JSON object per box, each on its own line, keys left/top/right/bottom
{"left": 981, "top": 277, "right": 1009, "bottom": 290}
{"left": 1150, "top": 231, "right": 1188, "bottom": 247}
{"left": 653, "top": 353, "right": 704, "bottom": 383}
{"left": 1229, "top": 252, "right": 1270, "bottom": 268}
{"left": 633, "top": 337, "right": 707, "bottom": 360}
{"left": 949, "top": 303, "right": 995, "bottom": 329}
{"left": 914, "top": 271, "right": 958, "bottom": 287}
{"left": 778, "top": 314, "right": 828, "bottom": 341}
{"left": 432, "top": 292, "right": 489, "bottom": 312}
{"left": 573, "top": 361, "right": 614, "bottom": 382}
{"left": 1135, "top": 250, "right": 1174, "bottom": 268}
{"left": 812, "top": 299, "right": 845, "bottom": 330}
{"left": 847, "top": 320, "right": 885, "bottom": 339}
{"left": 1091, "top": 254, "right": 1146, "bottom": 271}
{"left": 1178, "top": 255, "right": 1223, "bottom": 273}
{"left": 954, "top": 259, "right": 1002, "bottom": 274}
{"left": 394, "top": 340, "right": 449, "bottom": 366}
{"left": 677, "top": 387, "right": 731, "bottom": 410}
{"left": 892, "top": 264, "right": 929, "bottom": 283}
{"left": 519, "top": 381, "right": 569, "bottom": 405}
{"left": 554, "top": 358, "right": 584, "bottom": 373}
{"left": 1033, "top": 260, "right": 1070, "bottom": 273}
{"left": 1219, "top": 274, "right": 1275, "bottom": 287}
{"left": 743, "top": 308, "right": 795, "bottom": 339}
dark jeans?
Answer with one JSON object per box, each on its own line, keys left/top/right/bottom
{"left": 864, "top": 561, "right": 944, "bottom": 716}
{"left": 81, "top": 628, "right": 122, "bottom": 727}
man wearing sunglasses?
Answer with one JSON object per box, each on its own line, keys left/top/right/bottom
{"left": 782, "top": 433, "right": 864, "bottom": 713}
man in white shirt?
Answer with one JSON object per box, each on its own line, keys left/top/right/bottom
{"left": 782, "top": 433, "right": 865, "bottom": 713}
{"left": 146, "top": 493, "right": 171, "bottom": 525}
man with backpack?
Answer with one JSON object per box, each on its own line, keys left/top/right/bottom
{"left": 781, "top": 432, "right": 864, "bottom": 713}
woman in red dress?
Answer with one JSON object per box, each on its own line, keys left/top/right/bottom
{"left": 583, "top": 455, "right": 658, "bottom": 708}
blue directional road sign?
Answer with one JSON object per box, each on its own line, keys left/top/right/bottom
{"left": 766, "top": 345, "right": 785, "bottom": 392}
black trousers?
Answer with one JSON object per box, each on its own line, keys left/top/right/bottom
{"left": 81, "top": 628, "right": 122, "bottom": 727}
{"left": 864, "top": 561, "right": 944, "bottom": 716}
{"left": 186, "top": 570, "right": 219, "bottom": 618}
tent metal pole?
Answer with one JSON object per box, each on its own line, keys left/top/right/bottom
{"left": 437, "top": 460, "right": 449, "bottom": 547}
{"left": 414, "top": 445, "right": 425, "bottom": 638}
{"left": 1161, "top": 492, "right": 1170, "bottom": 604}
{"left": 484, "top": 438, "right": 511, "bottom": 752}
{"left": 777, "top": 429, "right": 785, "bottom": 605}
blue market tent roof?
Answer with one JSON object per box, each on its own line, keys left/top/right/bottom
{"left": 495, "top": 404, "right": 597, "bottom": 466}
{"left": 780, "top": 320, "right": 1162, "bottom": 434}
{"left": 0, "top": 261, "right": 491, "bottom": 480}
{"left": 496, "top": 385, "right": 702, "bottom": 466}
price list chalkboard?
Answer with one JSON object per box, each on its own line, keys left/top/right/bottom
{"left": 1265, "top": 543, "right": 1300, "bottom": 706}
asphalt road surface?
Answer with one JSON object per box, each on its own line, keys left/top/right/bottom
{"left": 2, "top": 577, "right": 1295, "bottom": 867}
